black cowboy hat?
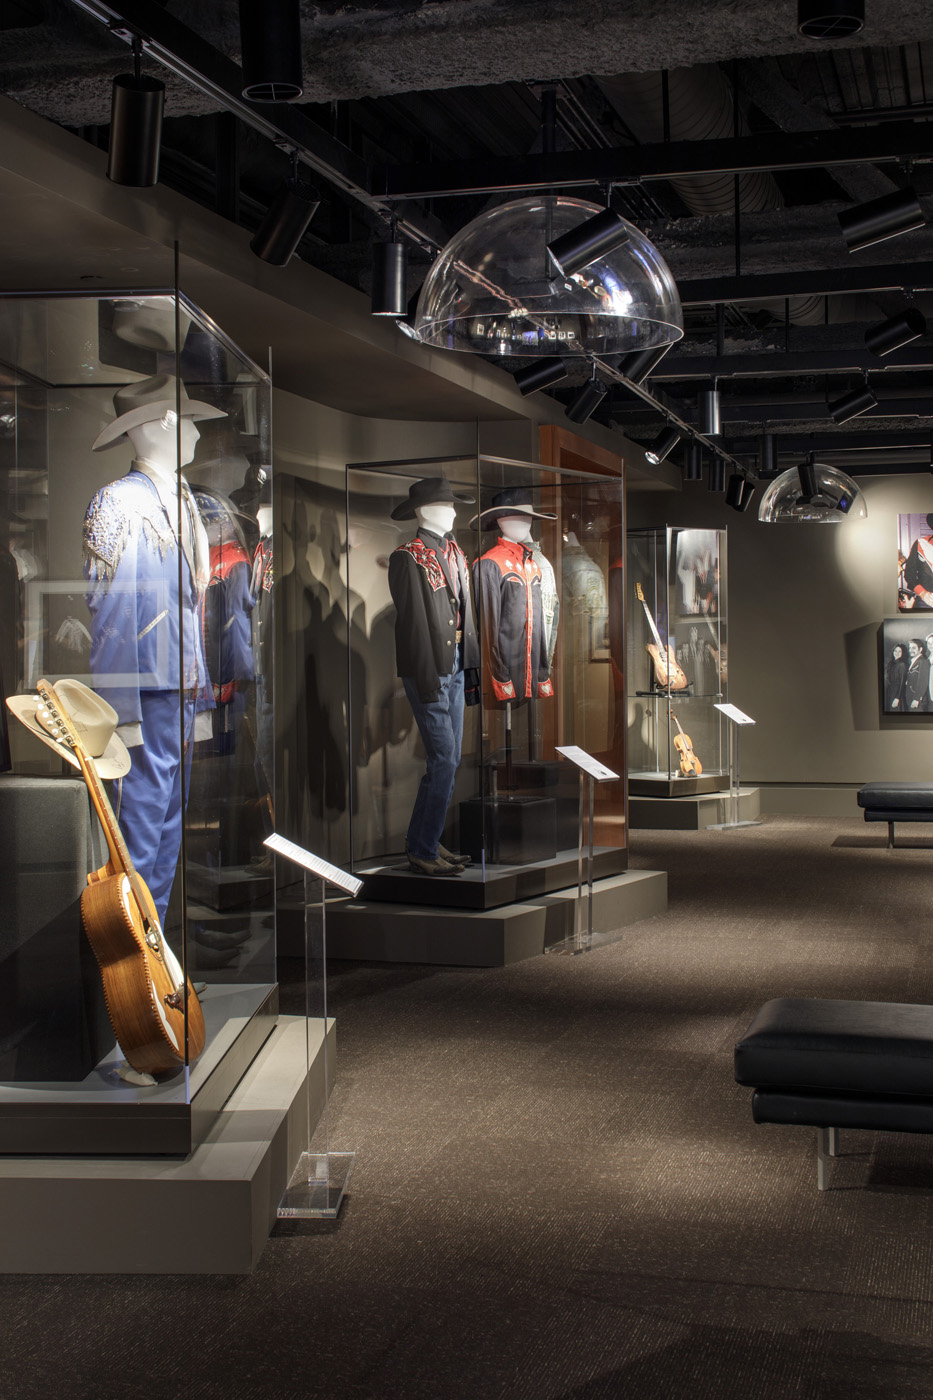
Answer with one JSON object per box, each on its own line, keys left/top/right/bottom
{"left": 390, "top": 476, "right": 474, "bottom": 521}
{"left": 470, "top": 485, "right": 558, "bottom": 530}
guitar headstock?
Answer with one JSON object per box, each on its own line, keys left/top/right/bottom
{"left": 635, "top": 582, "right": 645, "bottom": 602}
{"left": 36, "top": 680, "right": 78, "bottom": 753}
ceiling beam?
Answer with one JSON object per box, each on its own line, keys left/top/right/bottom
{"left": 648, "top": 348, "right": 933, "bottom": 380}
{"left": 669, "top": 398, "right": 933, "bottom": 423}
{"left": 377, "top": 123, "right": 933, "bottom": 200}
{"left": 677, "top": 262, "right": 933, "bottom": 306}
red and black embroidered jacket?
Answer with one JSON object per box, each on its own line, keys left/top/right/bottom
{"left": 388, "top": 528, "right": 480, "bottom": 703}
{"left": 473, "top": 538, "right": 554, "bottom": 702}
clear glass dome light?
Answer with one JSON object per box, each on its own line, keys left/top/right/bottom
{"left": 414, "top": 195, "right": 684, "bottom": 357}
{"left": 758, "top": 462, "right": 867, "bottom": 523}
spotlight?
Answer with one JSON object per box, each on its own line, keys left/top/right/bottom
{"left": 107, "top": 70, "right": 164, "bottom": 187}
{"left": 738, "top": 479, "right": 757, "bottom": 513}
{"left": 797, "top": 1, "right": 864, "bottom": 39}
{"left": 839, "top": 187, "right": 926, "bottom": 253}
{"left": 513, "top": 357, "right": 568, "bottom": 396}
{"left": 865, "top": 308, "right": 927, "bottom": 357}
{"left": 759, "top": 432, "right": 779, "bottom": 476}
{"left": 618, "top": 343, "right": 673, "bottom": 384}
{"left": 684, "top": 441, "right": 703, "bottom": 481}
{"left": 726, "top": 473, "right": 745, "bottom": 509}
{"left": 396, "top": 288, "right": 422, "bottom": 342}
{"left": 699, "top": 388, "right": 721, "bottom": 437}
{"left": 546, "top": 208, "right": 630, "bottom": 278}
{"left": 250, "top": 171, "right": 320, "bottom": 266}
{"left": 239, "top": 0, "right": 303, "bottom": 101}
{"left": 708, "top": 458, "right": 726, "bottom": 492}
{"left": 797, "top": 457, "right": 819, "bottom": 501}
{"left": 371, "top": 239, "right": 408, "bottom": 317}
{"left": 645, "top": 426, "right": 681, "bottom": 466}
{"left": 828, "top": 384, "right": 877, "bottom": 424}
{"left": 566, "top": 373, "right": 607, "bottom": 425}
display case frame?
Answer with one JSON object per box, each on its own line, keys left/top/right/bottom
{"left": 626, "top": 526, "right": 729, "bottom": 798}
{"left": 0, "top": 288, "right": 277, "bottom": 1155}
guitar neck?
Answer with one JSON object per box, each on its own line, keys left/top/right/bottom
{"left": 639, "top": 591, "right": 668, "bottom": 657}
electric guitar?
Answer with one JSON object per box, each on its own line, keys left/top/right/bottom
{"left": 671, "top": 711, "right": 702, "bottom": 776}
{"left": 634, "top": 582, "right": 688, "bottom": 691}
{"left": 704, "top": 613, "right": 727, "bottom": 685}
{"left": 35, "top": 679, "right": 206, "bottom": 1076}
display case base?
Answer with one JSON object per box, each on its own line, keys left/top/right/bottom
{"left": 356, "top": 844, "right": 626, "bottom": 910}
{"left": 0, "top": 981, "right": 278, "bottom": 1156}
{"left": 629, "top": 786, "right": 760, "bottom": 831}
{"left": 459, "top": 795, "right": 557, "bottom": 865}
{"left": 0, "top": 1016, "right": 331, "bottom": 1274}
{"left": 628, "top": 773, "right": 726, "bottom": 798}
{"left": 320, "top": 868, "right": 666, "bottom": 967}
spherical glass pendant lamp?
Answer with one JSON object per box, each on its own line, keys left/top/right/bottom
{"left": 758, "top": 461, "right": 867, "bottom": 523}
{"left": 414, "top": 195, "right": 684, "bottom": 357}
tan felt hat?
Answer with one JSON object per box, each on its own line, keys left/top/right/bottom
{"left": 6, "top": 679, "right": 132, "bottom": 780}
{"left": 92, "top": 373, "right": 226, "bottom": 452}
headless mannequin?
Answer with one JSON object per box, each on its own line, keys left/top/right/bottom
{"left": 499, "top": 515, "right": 532, "bottom": 544}
{"left": 416, "top": 502, "right": 456, "bottom": 537}
{"left": 256, "top": 504, "right": 273, "bottom": 539}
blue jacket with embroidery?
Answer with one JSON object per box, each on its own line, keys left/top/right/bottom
{"left": 83, "top": 470, "right": 211, "bottom": 725}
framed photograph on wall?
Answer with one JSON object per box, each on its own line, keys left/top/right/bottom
{"left": 881, "top": 617, "right": 933, "bottom": 714}
{"left": 897, "top": 513, "right": 933, "bottom": 611}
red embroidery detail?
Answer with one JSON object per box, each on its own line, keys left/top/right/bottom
{"left": 538, "top": 679, "right": 554, "bottom": 698}
{"left": 402, "top": 538, "right": 446, "bottom": 592}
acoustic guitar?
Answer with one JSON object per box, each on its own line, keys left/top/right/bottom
{"left": 634, "top": 582, "right": 688, "bottom": 692}
{"left": 36, "top": 679, "right": 206, "bottom": 1076}
{"left": 672, "top": 711, "right": 703, "bottom": 776}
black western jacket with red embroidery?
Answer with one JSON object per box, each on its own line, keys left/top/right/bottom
{"left": 473, "top": 537, "right": 554, "bottom": 702}
{"left": 388, "top": 528, "right": 480, "bottom": 703}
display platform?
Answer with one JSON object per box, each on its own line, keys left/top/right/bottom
{"left": 0, "top": 1016, "right": 330, "bottom": 1275}
{"left": 629, "top": 786, "right": 760, "bottom": 831}
{"left": 628, "top": 773, "right": 726, "bottom": 798}
{"left": 0, "top": 981, "right": 277, "bottom": 1156}
{"left": 324, "top": 868, "right": 666, "bottom": 967}
{"left": 357, "top": 844, "right": 627, "bottom": 911}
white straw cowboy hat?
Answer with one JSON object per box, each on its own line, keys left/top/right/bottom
{"left": 92, "top": 373, "right": 226, "bottom": 452}
{"left": 6, "top": 680, "right": 132, "bottom": 779}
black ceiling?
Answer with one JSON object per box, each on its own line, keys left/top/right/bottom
{"left": 3, "top": 0, "right": 933, "bottom": 474}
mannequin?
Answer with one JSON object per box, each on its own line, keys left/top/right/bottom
{"left": 83, "top": 374, "right": 224, "bottom": 928}
{"left": 471, "top": 489, "right": 557, "bottom": 704}
{"left": 387, "top": 476, "right": 479, "bottom": 876}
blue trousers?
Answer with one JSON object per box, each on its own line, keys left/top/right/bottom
{"left": 116, "top": 690, "right": 195, "bottom": 926}
{"left": 403, "top": 668, "right": 465, "bottom": 860}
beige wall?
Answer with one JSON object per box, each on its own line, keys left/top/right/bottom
{"left": 628, "top": 473, "right": 933, "bottom": 814}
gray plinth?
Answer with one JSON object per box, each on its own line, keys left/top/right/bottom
{"left": 0, "top": 1016, "right": 332, "bottom": 1274}
{"left": 323, "top": 868, "right": 667, "bottom": 966}
{"left": 628, "top": 786, "right": 760, "bottom": 831}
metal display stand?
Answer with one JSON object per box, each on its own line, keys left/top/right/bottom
{"left": 709, "top": 703, "right": 760, "bottom": 830}
{"left": 547, "top": 746, "right": 620, "bottom": 956}
{"left": 264, "top": 833, "right": 362, "bottom": 1219}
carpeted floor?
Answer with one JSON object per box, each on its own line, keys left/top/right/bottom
{"left": 3, "top": 814, "right": 933, "bottom": 1399}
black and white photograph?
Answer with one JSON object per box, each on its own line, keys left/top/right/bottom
{"left": 881, "top": 617, "right": 933, "bottom": 713}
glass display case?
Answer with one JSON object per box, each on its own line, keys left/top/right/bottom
{"left": 330, "top": 452, "right": 628, "bottom": 905}
{"left": 626, "top": 527, "right": 728, "bottom": 797}
{"left": 0, "top": 290, "right": 276, "bottom": 1154}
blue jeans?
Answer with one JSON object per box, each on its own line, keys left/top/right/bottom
{"left": 403, "top": 668, "right": 465, "bottom": 860}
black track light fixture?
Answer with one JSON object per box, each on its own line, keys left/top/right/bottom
{"left": 566, "top": 370, "right": 607, "bottom": 425}
{"left": 250, "top": 152, "right": 320, "bottom": 266}
{"left": 759, "top": 432, "right": 779, "bottom": 477}
{"left": 839, "top": 187, "right": 926, "bottom": 253}
{"left": 513, "top": 357, "right": 569, "bottom": 396}
{"left": 865, "top": 308, "right": 927, "bottom": 357}
{"left": 737, "top": 479, "right": 757, "bottom": 513}
{"left": 107, "top": 38, "right": 164, "bottom": 188}
{"left": 708, "top": 458, "right": 726, "bottom": 492}
{"left": 726, "top": 473, "right": 745, "bottom": 510}
{"left": 699, "top": 387, "right": 721, "bottom": 437}
{"left": 546, "top": 208, "right": 630, "bottom": 278}
{"left": 645, "top": 425, "right": 681, "bottom": 467}
{"left": 239, "top": 0, "right": 303, "bottom": 102}
{"left": 797, "top": 456, "right": 819, "bottom": 502}
{"left": 797, "top": 1, "right": 864, "bottom": 39}
{"left": 371, "top": 223, "right": 408, "bottom": 317}
{"left": 618, "top": 343, "right": 672, "bottom": 385}
{"left": 396, "top": 287, "right": 422, "bottom": 342}
{"left": 684, "top": 441, "right": 703, "bottom": 481}
{"left": 828, "top": 383, "right": 878, "bottom": 424}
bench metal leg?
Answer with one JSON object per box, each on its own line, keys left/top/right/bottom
{"left": 817, "top": 1126, "right": 837, "bottom": 1190}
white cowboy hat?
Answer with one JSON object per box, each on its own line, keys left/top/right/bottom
{"left": 92, "top": 373, "right": 226, "bottom": 452}
{"left": 6, "top": 679, "right": 132, "bottom": 780}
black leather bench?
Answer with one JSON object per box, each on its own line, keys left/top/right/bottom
{"left": 734, "top": 997, "right": 933, "bottom": 1190}
{"left": 857, "top": 781, "right": 933, "bottom": 847}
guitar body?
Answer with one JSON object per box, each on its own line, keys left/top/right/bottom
{"left": 673, "top": 730, "right": 703, "bottom": 776}
{"left": 81, "top": 870, "right": 206, "bottom": 1074}
{"left": 646, "top": 641, "right": 689, "bottom": 692}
